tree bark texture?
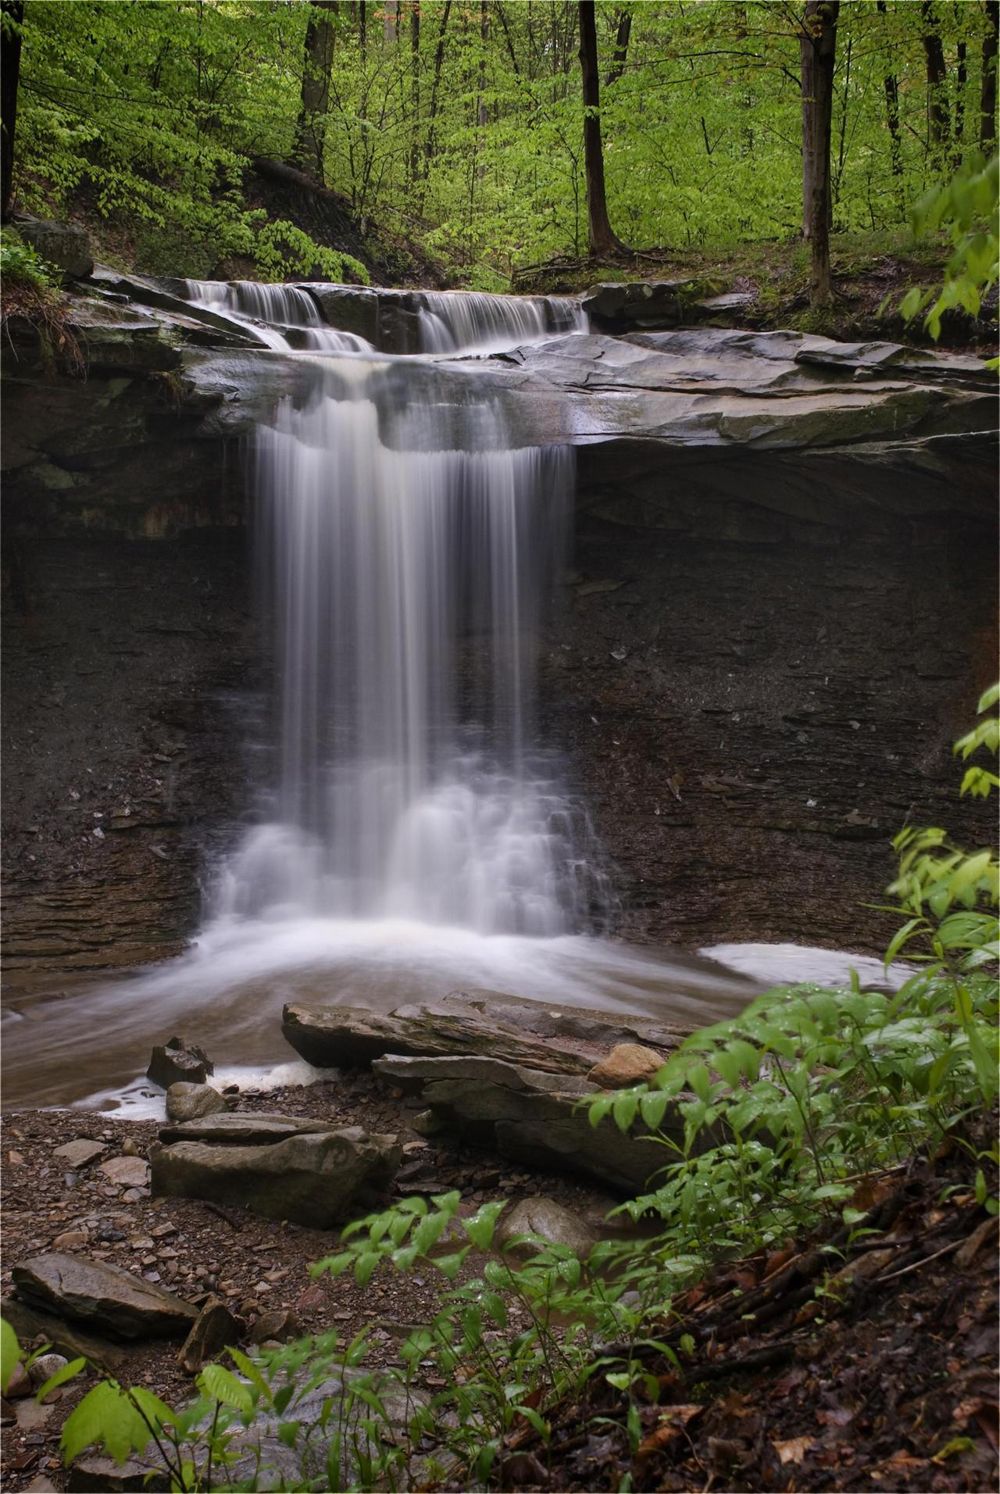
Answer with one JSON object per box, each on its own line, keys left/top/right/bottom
{"left": 606, "top": 9, "right": 632, "bottom": 86}
{"left": 1, "top": 0, "right": 23, "bottom": 221}
{"left": 579, "top": 0, "right": 623, "bottom": 256}
{"left": 921, "top": 2, "right": 950, "bottom": 157}
{"left": 800, "top": 0, "right": 839, "bottom": 307}
{"left": 293, "top": 0, "right": 339, "bottom": 181}
{"left": 875, "top": 1, "right": 904, "bottom": 215}
{"left": 982, "top": 0, "right": 998, "bottom": 148}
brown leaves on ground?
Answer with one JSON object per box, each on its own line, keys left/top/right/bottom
{"left": 500, "top": 1148, "right": 999, "bottom": 1493}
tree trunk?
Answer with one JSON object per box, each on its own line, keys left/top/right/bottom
{"left": 1, "top": 0, "right": 23, "bottom": 221}
{"left": 605, "top": 9, "right": 632, "bottom": 86}
{"left": 876, "top": 1, "right": 904, "bottom": 211}
{"left": 293, "top": 0, "right": 339, "bottom": 182}
{"left": 409, "top": 2, "right": 420, "bottom": 182}
{"left": 800, "top": 0, "right": 839, "bottom": 307}
{"left": 921, "top": 1, "right": 950, "bottom": 159}
{"left": 982, "top": 0, "right": 998, "bottom": 148}
{"left": 579, "top": 0, "right": 624, "bottom": 256}
{"left": 422, "top": 0, "right": 452, "bottom": 187}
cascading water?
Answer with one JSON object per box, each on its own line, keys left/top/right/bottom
{"left": 180, "top": 279, "right": 374, "bottom": 353}
{"left": 215, "top": 359, "right": 610, "bottom": 936}
{"left": 415, "top": 290, "right": 587, "bottom": 354}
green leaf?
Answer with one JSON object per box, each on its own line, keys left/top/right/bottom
{"left": 1, "top": 1319, "right": 23, "bottom": 1395}
{"left": 354, "top": 1251, "right": 381, "bottom": 1288}
{"left": 463, "top": 1200, "right": 507, "bottom": 1251}
{"left": 35, "top": 1356, "right": 86, "bottom": 1403}
{"left": 198, "top": 1362, "right": 253, "bottom": 1415}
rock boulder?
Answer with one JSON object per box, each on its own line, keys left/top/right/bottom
{"left": 12, "top": 1253, "right": 197, "bottom": 1341}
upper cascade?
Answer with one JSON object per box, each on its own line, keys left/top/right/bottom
{"left": 176, "top": 278, "right": 587, "bottom": 358}
{"left": 180, "top": 278, "right": 374, "bottom": 353}
{"left": 415, "top": 290, "right": 587, "bottom": 355}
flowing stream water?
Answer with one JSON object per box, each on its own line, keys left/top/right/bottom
{"left": 3, "top": 286, "right": 896, "bottom": 1111}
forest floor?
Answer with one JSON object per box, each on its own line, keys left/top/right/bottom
{"left": 513, "top": 228, "right": 997, "bottom": 353}
{"left": 2, "top": 1076, "right": 997, "bottom": 1493}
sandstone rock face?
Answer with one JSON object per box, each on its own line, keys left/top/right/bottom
{"left": 282, "top": 990, "right": 694, "bottom": 1074}
{"left": 496, "top": 1197, "right": 598, "bottom": 1259}
{"left": 165, "top": 1082, "right": 229, "bottom": 1123}
{"left": 149, "top": 1126, "right": 402, "bottom": 1228}
{"left": 587, "top": 1043, "right": 667, "bottom": 1089}
{"left": 12, "top": 1253, "right": 197, "bottom": 1340}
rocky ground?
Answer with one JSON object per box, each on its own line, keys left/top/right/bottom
{"left": 1, "top": 1068, "right": 618, "bottom": 1492}
{"left": 2, "top": 1053, "right": 997, "bottom": 1493}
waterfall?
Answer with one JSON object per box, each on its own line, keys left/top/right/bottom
{"left": 416, "top": 291, "right": 587, "bottom": 355}
{"left": 215, "top": 358, "right": 610, "bottom": 936}
{"left": 180, "top": 279, "right": 374, "bottom": 353}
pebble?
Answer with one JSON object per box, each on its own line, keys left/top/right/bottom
{"left": 28, "top": 1355, "right": 70, "bottom": 1399}
{"left": 52, "top": 1230, "right": 88, "bottom": 1250}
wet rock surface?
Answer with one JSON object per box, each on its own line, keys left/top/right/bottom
{"left": 283, "top": 989, "right": 696, "bottom": 1074}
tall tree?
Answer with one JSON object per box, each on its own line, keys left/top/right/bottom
{"left": 605, "top": 9, "right": 632, "bottom": 87}
{"left": 921, "top": 1, "right": 951, "bottom": 158}
{"left": 578, "top": 0, "right": 624, "bottom": 256}
{"left": 982, "top": 0, "right": 999, "bottom": 148}
{"left": 1, "top": 0, "right": 23, "bottom": 220}
{"left": 800, "top": 0, "right": 840, "bottom": 306}
{"left": 876, "top": 0, "right": 905, "bottom": 214}
{"left": 293, "top": 0, "right": 339, "bottom": 180}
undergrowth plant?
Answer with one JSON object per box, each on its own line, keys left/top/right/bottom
{"left": 2, "top": 690, "right": 995, "bottom": 1490}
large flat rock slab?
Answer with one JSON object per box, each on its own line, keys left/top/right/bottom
{"left": 372, "top": 1053, "right": 666, "bottom": 1194}
{"left": 12, "top": 1253, "right": 197, "bottom": 1341}
{"left": 282, "top": 989, "right": 692, "bottom": 1074}
{"left": 157, "top": 1112, "right": 339, "bottom": 1145}
{"left": 149, "top": 1127, "right": 401, "bottom": 1228}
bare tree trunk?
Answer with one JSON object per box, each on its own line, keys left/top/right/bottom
{"left": 578, "top": 0, "right": 625, "bottom": 256}
{"left": 409, "top": 1, "right": 420, "bottom": 183}
{"left": 954, "top": 38, "right": 967, "bottom": 156}
{"left": 921, "top": 1, "right": 951, "bottom": 159}
{"left": 1, "top": 0, "right": 23, "bottom": 221}
{"left": 478, "top": 0, "right": 489, "bottom": 129}
{"left": 356, "top": 0, "right": 367, "bottom": 58}
{"left": 383, "top": 0, "right": 398, "bottom": 45}
{"left": 605, "top": 9, "right": 632, "bottom": 86}
{"left": 982, "top": 0, "right": 998, "bottom": 148}
{"left": 876, "top": 0, "right": 904, "bottom": 214}
{"left": 293, "top": 0, "right": 339, "bottom": 181}
{"left": 422, "top": 0, "right": 452, "bottom": 187}
{"left": 800, "top": 0, "right": 839, "bottom": 307}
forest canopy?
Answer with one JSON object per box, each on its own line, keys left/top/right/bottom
{"left": 2, "top": 0, "right": 998, "bottom": 287}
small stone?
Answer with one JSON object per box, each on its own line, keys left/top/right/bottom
{"left": 249, "top": 1309, "right": 302, "bottom": 1345}
{"left": 121, "top": 1139, "right": 141, "bottom": 1158}
{"left": 165, "top": 1082, "right": 228, "bottom": 1124}
{"left": 121, "top": 1188, "right": 149, "bottom": 1204}
{"left": 52, "top": 1230, "right": 88, "bottom": 1251}
{"left": 496, "top": 1197, "right": 598, "bottom": 1260}
{"left": 129, "top": 1236, "right": 155, "bottom": 1251}
{"left": 150, "top": 1223, "right": 177, "bottom": 1239}
{"left": 5, "top": 1362, "right": 32, "bottom": 1398}
{"left": 177, "top": 1297, "right": 245, "bottom": 1375}
{"left": 99, "top": 1157, "right": 150, "bottom": 1190}
{"left": 586, "top": 1043, "right": 667, "bottom": 1089}
{"left": 412, "top": 1109, "right": 446, "bottom": 1137}
{"left": 147, "top": 1037, "right": 214, "bottom": 1090}
{"left": 239, "top": 1298, "right": 261, "bottom": 1320}
{"left": 53, "top": 1140, "right": 105, "bottom": 1170}
{"left": 28, "top": 1354, "right": 70, "bottom": 1399}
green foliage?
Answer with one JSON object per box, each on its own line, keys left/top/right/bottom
{"left": 899, "top": 152, "right": 999, "bottom": 337}
{"left": 0, "top": 229, "right": 58, "bottom": 291}
{"left": 11, "top": 1, "right": 996, "bottom": 284}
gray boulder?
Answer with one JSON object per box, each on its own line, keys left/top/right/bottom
{"left": 14, "top": 218, "right": 94, "bottom": 282}
{"left": 12, "top": 1253, "right": 197, "bottom": 1341}
{"left": 149, "top": 1127, "right": 401, "bottom": 1228}
{"left": 496, "top": 1197, "right": 598, "bottom": 1260}
{"left": 165, "top": 1081, "right": 229, "bottom": 1123}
